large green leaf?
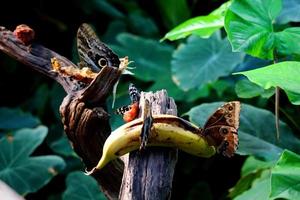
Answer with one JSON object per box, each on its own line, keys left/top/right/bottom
{"left": 161, "top": 1, "right": 230, "bottom": 41}
{"left": 277, "top": 0, "right": 300, "bottom": 24}
{"left": 270, "top": 150, "right": 300, "bottom": 199}
{"left": 225, "top": 0, "right": 281, "bottom": 59}
{"left": 0, "top": 126, "right": 66, "bottom": 195}
{"left": 235, "top": 61, "right": 300, "bottom": 104}
{"left": 225, "top": 0, "right": 300, "bottom": 59}
{"left": 171, "top": 33, "right": 244, "bottom": 91}
{"left": 275, "top": 27, "right": 300, "bottom": 55}
{"left": 230, "top": 156, "right": 275, "bottom": 199}
{"left": 0, "top": 107, "right": 40, "bottom": 130}
{"left": 111, "top": 33, "right": 210, "bottom": 101}
{"left": 235, "top": 79, "right": 275, "bottom": 99}
{"left": 186, "top": 102, "right": 299, "bottom": 160}
{"left": 234, "top": 170, "right": 271, "bottom": 200}
{"left": 63, "top": 171, "right": 106, "bottom": 200}
{"left": 112, "top": 33, "right": 173, "bottom": 82}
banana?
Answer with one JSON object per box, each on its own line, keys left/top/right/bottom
{"left": 86, "top": 115, "right": 216, "bottom": 174}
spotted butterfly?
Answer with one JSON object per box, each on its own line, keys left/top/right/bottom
{"left": 201, "top": 101, "right": 240, "bottom": 157}
{"left": 115, "top": 83, "right": 140, "bottom": 122}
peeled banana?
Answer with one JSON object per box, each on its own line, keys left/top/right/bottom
{"left": 86, "top": 115, "right": 216, "bottom": 174}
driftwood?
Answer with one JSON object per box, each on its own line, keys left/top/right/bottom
{"left": 0, "top": 26, "right": 123, "bottom": 199}
{"left": 119, "top": 90, "right": 178, "bottom": 199}
{"left": 0, "top": 25, "right": 179, "bottom": 199}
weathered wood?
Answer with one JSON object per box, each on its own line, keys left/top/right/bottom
{"left": 0, "top": 26, "right": 123, "bottom": 199}
{"left": 119, "top": 90, "right": 178, "bottom": 200}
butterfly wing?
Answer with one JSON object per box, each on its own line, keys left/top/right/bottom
{"left": 201, "top": 101, "right": 240, "bottom": 157}
{"left": 77, "top": 23, "right": 120, "bottom": 72}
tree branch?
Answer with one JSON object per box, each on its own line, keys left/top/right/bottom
{"left": 0, "top": 26, "right": 123, "bottom": 199}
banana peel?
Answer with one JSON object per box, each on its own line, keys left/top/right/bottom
{"left": 86, "top": 115, "right": 216, "bottom": 175}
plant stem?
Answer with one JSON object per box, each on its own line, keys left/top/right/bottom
{"left": 273, "top": 51, "right": 280, "bottom": 141}
{"left": 275, "top": 87, "right": 280, "bottom": 140}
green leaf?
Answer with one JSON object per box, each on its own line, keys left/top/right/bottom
{"left": 186, "top": 102, "right": 299, "bottom": 160}
{"left": 112, "top": 33, "right": 173, "bottom": 82}
{"left": 242, "top": 156, "right": 276, "bottom": 177}
{"left": 111, "top": 33, "right": 209, "bottom": 101}
{"left": 235, "top": 61, "right": 300, "bottom": 104}
{"left": 225, "top": 0, "right": 282, "bottom": 59}
{"left": 235, "top": 79, "right": 275, "bottom": 98}
{"left": 128, "top": 12, "right": 159, "bottom": 37}
{"left": 270, "top": 150, "right": 300, "bottom": 199}
{"left": 234, "top": 170, "right": 271, "bottom": 200}
{"left": 155, "top": 0, "right": 190, "bottom": 29}
{"left": 81, "top": 0, "right": 124, "bottom": 18}
{"left": 63, "top": 171, "right": 106, "bottom": 200}
{"left": 162, "top": 1, "right": 230, "bottom": 41}
{"left": 0, "top": 126, "right": 66, "bottom": 195}
{"left": 277, "top": 0, "right": 300, "bottom": 24}
{"left": 171, "top": 33, "right": 244, "bottom": 91}
{"left": 49, "top": 135, "right": 76, "bottom": 157}
{"left": 231, "top": 157, "right": 274, "bottom": 199}
{"left": 225, "top": 0, "right": 300, "bottom": 59}
{"left": 275, "top": 27, "right": 300, "bottom": 55}
{"left": 209, "top": 79, "right": 233, "bottom": 97}
{"left": 0, "top": 107, "right": 40, "bottom": 130}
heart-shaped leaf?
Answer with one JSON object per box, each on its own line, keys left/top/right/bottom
{"left": 270, "top": 150, "right": 300, "bottom": 199}
{"left": 235, "top": 61, "right": 300, "bottom": 104}
{"left": 0, "top": 126, "right": 66, "bottom": 195}
{"left": 0, "top": 107, "right": 40, "bottom": 130}
{"left": 225, "top": 0, "right": 281, "bottom": 59}
{"left": 161, "top": 1, "right": 230, "bottom": 41}
{"left": 63, "top": 171, "right": 106, "bottom": 200}
{"left": 225, "top": 0, "right": 300, "bottom": 59}
{"left": 171, "top": 33, "right": 244, "bottom": 91}
{"left": 186, "top": 102, "right": 299, "bottom": 160}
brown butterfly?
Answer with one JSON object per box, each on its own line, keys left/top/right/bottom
{"left": 201, "top": 101, "right": 240, "bottom": 157}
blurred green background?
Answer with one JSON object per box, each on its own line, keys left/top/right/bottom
{"left": 1, "top": 0, "right": 300, "bottom": 199}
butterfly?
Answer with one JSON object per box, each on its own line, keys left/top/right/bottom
{"left": 77, "top": 23, "right": 120, "bottom": 72}
{"left": 115, "top": 83, "right": 141, "bottom": 122}
{"left": 201, "top": 101, "right": 240, "bottom": 157}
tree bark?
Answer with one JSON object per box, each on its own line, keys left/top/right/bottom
{"left": 0, "top": 26, "right": 123, "bottom": 199}
{"left": 119, "top": 90, "right": 178, "bottom": 200}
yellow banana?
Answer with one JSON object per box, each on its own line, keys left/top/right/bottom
{"left": 87, "top": 115, "right": 216, "bottom": 174}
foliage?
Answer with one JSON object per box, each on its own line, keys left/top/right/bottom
{"left": 235, "top": 61, "right": 300, "bottom": 105}
{"left": 0, "top": 126, "right": 65, "bottom": 195}
{"left": 63, "top": 171, "right": 106, "bottom": 200}
{"left": 1, "top": 0, "right": 300, "bottom": 199}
